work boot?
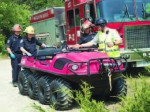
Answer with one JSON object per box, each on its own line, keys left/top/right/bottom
{"left": 13, "top": 82, "right": 18, "bottom": 87}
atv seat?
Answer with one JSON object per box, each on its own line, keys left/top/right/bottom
{"left": 36, "top": 48, "right": 62, "bottom": 57}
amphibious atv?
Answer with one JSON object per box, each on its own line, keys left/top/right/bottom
{"left": 18, "top": 47, "right": 128, "bottom": 110}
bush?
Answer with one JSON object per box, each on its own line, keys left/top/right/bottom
{"left": 74, "top": 82, "right": 108, "bottom": 112}
{"left": 0, "top": 34, "right": 7, "bottom": 54}
{"left": 118, "top": 76, "right": 150, "bottom": 112}
{"left": 32, "top": 103, "right": 55, "bottom": 112}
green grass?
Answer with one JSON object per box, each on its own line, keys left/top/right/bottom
{"left": 0, "top": 53, "right": 8, "bottom": 60}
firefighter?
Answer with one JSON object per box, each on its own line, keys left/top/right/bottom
{"left": 78, "top": 20, "right": 98, "bottom": 48}
{"left": 71, "top": 18, "right": 122, "bottom": 58}
{"left": 20, "top": 26, "right": 46, "bottom": 57}
{"left": 6, "top": 24, "right": 23, "bottom": 87}
{"left": 70, "top": 20, "right": 98, "bottom": 48}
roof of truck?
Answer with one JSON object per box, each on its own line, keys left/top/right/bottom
{"left": 30, "top": 7, "right": 64, "bottom": 23}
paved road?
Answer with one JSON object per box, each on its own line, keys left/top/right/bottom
{"left": 0, "top": 59, "right": 79, "bottom": 112}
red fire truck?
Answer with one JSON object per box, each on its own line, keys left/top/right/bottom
{"left": 30, "top": 0, "right": 150, "bottom": 67}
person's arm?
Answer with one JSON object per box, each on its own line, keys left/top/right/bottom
{"left": 80, "top": 33, "right": 99, "bottom": 48}
{"left": 20, "top": 39, "right": 32, "bottom": 56}
{"left": 79, "top": 41, "right": 95, "bottom": 48}
{"left": 6, "top": 38, "right": 12, "bottom": 54}
{"left": 20, "top": 47, "right": 29, "bottom": 54}
{"left": 6, "top": 38, "right": 16, "bottom": 58}
{"left": 114, "top": 39, "right": 122, "bottom": 45}
{"left": 6, "top": 47, "right": 12, "bottom": 54}
{"left": 107, "top": 30, "right": 122, "bottom": 47}
{"left": 35, "top": 38, "right": 46, "bottom": 47}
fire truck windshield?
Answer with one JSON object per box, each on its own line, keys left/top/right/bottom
{"left": 96, "top": 0, "right": 150, "bottom": 22}
{"left": 136, "top": 0, "right": 150, "bottom": 21}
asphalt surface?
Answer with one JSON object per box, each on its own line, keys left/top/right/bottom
{"left": 0, "top": 59, "right": 79, "bottom": 112}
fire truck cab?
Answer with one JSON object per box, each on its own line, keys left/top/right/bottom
{"left": 30, "top": 0, "right": 150, "bottom": 67}
{"left": 65, "top": 0, "right": 150, "bottom": 67}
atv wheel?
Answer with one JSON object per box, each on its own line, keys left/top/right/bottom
{"left": 18, "top": 70, "right": 30, "bottom": 95}
{"left": 37, "top": 76, "right": 52, "bottom": 104}
{"left": 50, "top": 79, "right": 72, "bottom": 110}
{"left": 111, "top": 77, "right": 127, "bottom": 97}
{"left": 27, "top": 74, "right": 41, "bottom": 100}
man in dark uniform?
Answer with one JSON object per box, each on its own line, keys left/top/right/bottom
{"left": 20, "top": 26, "right": 46, "bottom": 57}
{"left": 70, "top": 20, "right": 98, "bottom": 48}
{"left": 6, "top": 24, "right": 22, "bottom": 87}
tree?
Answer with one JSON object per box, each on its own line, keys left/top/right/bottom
{"left": 0, "top": 1, "right": 31, "bottom": 37}
{"left": 15, "top": 0, "right": 64, "bottom": 11}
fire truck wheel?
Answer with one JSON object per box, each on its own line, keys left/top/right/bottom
{"left": 27, "top": 74, "right": 41, "bottom": 100}
{"left": 18, "top": 70, "right": 30, "bottom": 95}
{"left": 37, "top": 76, "right": 52, "bottom": 104}
{"left": 111, "top": 77, "right": 127, "bottom": 98}
{"left": 49, "top": 78, "right": 72, "bottom": 110}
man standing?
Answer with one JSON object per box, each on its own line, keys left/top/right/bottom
{"left": 6, "top": 24, "right": 22, "bottom": 87}
{"left": 72, "top": 18, "right": 122, "bottom": 58}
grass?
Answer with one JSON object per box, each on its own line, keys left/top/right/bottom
{"left": 106, "top": 75, "right": 150, "bottom": 112}
{"left": 31, "top": 72, "right": 150, "bottom": 112}
{"left": 0, "top": 53, "right": 8, "bottom": 60}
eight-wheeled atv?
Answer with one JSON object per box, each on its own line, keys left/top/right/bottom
{"left": 18, "top": 47, "right": 128, "bottom": 110}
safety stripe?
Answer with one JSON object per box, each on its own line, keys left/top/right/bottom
{"left": 98, "top": 48, "right": 119, "bottom": 52}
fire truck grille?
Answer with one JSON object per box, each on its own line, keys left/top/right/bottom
{"left": 125, "top": 25, "right": 150, "bottom": 49}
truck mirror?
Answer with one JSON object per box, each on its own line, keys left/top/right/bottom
{"left": 84, "top": 3, "right": 90, "bottom": 19}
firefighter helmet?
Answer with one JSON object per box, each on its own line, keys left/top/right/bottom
{"left": 12, "top": 24, "right": 21, "bottom": 32}
{"left": 95, "top": 18, "right": 107, "bottom": 26}
{"left": 24, "top": 26, "right": 35, "bottom": 34}
{"left": 82, "top": 20, "right": 94, "bottom": 30}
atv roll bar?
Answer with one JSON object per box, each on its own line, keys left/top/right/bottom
{"left": 87, "top": 57, "right": 128, "bottom": 76}
{"left": 67, "top": 57, "right": 128, "bottom": 76}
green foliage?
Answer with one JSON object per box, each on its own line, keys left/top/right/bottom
{"left": 0, "top": 34, "right": 7, "bottom": 54}
{"left": 32, "top": 103, "right": 55, "bottom": 112}
{"left": 74, "top": 82, "right": 108, "bottom": 112}
{"left": 146, "top": 3, "right": 150, "bottom": 13}
{"left": 118, "top": 76, "right": 150, "bottom": 112}
{"left": 16, "top": 0, "right": 64, "bottom": 11}
{"left": 0, "top": 1, "right": 31, "bottom": 37}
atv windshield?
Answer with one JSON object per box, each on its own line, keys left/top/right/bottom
{"left": 136, "top": 0, "right": 150, "bottom": 21}
{"left": 96, "top": 0, "right": 136, "bottom": 22}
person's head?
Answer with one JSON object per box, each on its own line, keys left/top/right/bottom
{"left": 82, "top": 20, "right": 94, "bottom": 35}
{"left": 24, "top": 26, "right": 35, "bottom": 39}
{"left": 95, "top": 18, "right": 107, "bottom": 32}
{"left": 12, "top": 24, "right": 21, "bottom": 36}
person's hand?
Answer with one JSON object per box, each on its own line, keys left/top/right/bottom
{"left": 107, "top": 42, "right": 114, "bottom": 48}
{"left": 26, "top": 52, "right": 32, "bottom": 56}
{"left": 10, "top": 53, "right": 15, "bottom": 59}
{"left": 42, "top": 43, "right": 47, "bottom": 48}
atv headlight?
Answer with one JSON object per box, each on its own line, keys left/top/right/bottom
{"left": 71, "top": 64, "right": 79, "bottom": 71}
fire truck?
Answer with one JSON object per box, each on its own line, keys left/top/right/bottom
{"left": 30, "top": 0, "right": 150, "bottom": 67}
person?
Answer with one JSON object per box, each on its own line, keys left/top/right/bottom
{"left": 20, "top": 26, "right": 46, "bottom": 57}
{"left": 6, "top": 24, "right": 23, "bottom": 87}
{"left": 78, "top": 20, "right": 98, "bottom": 48}
{"left": 71, "top": 18, "right": 122, "bottom": 58}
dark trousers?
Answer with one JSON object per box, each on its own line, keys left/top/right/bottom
{"left": 10, "top": 54, "right": 22, "bottom": 83}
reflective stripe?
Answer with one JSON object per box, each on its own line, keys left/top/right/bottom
{"left": 97, "top": 30, "right": 120, "bottom": 58}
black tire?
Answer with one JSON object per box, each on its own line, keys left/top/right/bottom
{"left": 27, "top": 74, "right": 41, "bottom": 100}
{"left": 50, "top": 78, "right": 72, "bottom": 110}
{"left": 18, "top": 70, "right": 30, "bottom": 95}
{"left": 111, "top": 77, "right": 127, "bottom": 97}
{"left": 37, "top": 76, "right": 52, "bottom": 104}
